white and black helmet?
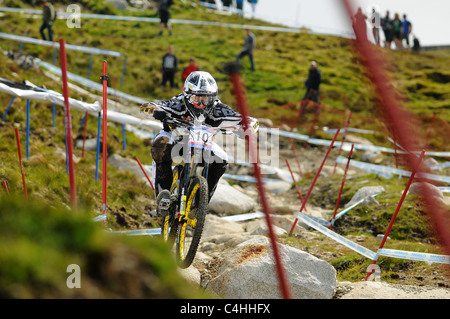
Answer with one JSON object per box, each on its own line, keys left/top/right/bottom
{"left": 183, "top": 71, "right": 218, "bottom": 117}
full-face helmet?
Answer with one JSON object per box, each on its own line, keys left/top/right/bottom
{"left": 183, "top": 71, "right": 218, "bottom": 118}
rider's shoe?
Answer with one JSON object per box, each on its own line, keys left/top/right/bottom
{"left": 156, "top": 190, "right": 171, "bottom": 217}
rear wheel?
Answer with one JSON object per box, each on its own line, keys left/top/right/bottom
{"left": 161, "top": 165, "right": 183, "bottom": 248}
{"left": 176, "top": 175, "right": 208, "bottom": 268}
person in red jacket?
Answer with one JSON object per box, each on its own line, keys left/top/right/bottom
{"left": 181, "top": 58, "right": 199, "bottom": 82}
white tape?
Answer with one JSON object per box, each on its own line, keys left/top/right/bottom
{"left": 0, "top": 32, "right": 124, "bottom": 57}
{"left": 113, "top": 229, "right": 161, "bottom": 236}
{"left": 337, "top": 156, "right": 450, "bottom": 184}
{"left": 332, "top": 194, "right": 380, "bottom": 224}
{"left": 297, "top": 212, "right": 378, "bottom": 260}
{"left": 377, "top": 249, "right": 450, "bottom": 264}
{"left": 438, "top": 187, "right": 450, "bottom": 193}
{"left": 221, "top": 212, "right": 265, "bottom": 222}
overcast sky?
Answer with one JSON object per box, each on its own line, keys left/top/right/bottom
{"left": 245, "top": 0, "right": 450, "bottom": 46}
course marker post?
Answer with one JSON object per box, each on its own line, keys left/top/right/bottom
{"left": 330, "top": 143, "right": 354, "bottom": 230}
{"left": 289, "top": 128, "right": 340, "bottom": 235}
{"left": 59, "top": 39, "right": 77, "bottom": 209}
{"left": 227, "top": 62, "right": 292, "bottom": 300}
{"left": 52, "top": 103, "right": 56, "bottom": 127}
{"left": 285, "top": 159, "right": 307, "bottom": 211}
{"left": 365, "top": 149, "right": 426, "bottom": 281}
{"left": 2, "top": 180, "right": 9, "bottom": 194}
{"left": 2, "top": 96, "right": 16, "bottom": 121}
{"left": 26, "top": 99, "right": 30, "bottom": 159}
{"left": 135, "top": 157, "right": 155, "bottom": 191}
{"left": 289, "top": 138, "right": 304, "bottom": 178}
{"left": 101, "top": 61, "right": 109, "bottom": 224}
{"left": 81, "top": 111, "right": 88, "bottom": 158}
{"left": 95, "top": 111, "right": 101, "bottom": 181}
{"left": 304, "top": 105, "right": 321, "bottom": 148}
{"left": 14, "top": 128, "right": 28, "bottom": 201}
{"left": 122, "top": 124, "right": 127, "bottom": 150}
{"left": 290, "top": 89, "right": 312, "bottom": 132}
{"left": 333, "top": 111, "right": 352, "bottom": 175}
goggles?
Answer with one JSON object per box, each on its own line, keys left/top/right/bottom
{"left": 188, "top": 94, "right": 215, "bottom": 109}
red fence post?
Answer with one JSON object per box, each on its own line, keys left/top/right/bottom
{"left": 59, "top": 39, "right": 77, "bottom": 210}
{"left": 289, "top": 129, "right": 340, "bottom": 235}
{"left": 365, "top": 150, "right": 426, "bottom": 280}
{"left": 333, "top": 111, "right": 352, "bottom": 175}
{"left": 227, "top": 63, "right": 292, "bottom": 299}
{"left": 2, "top": 180, "right": 10, "bottom": 194}
{"left": 135, "top": 157, "right": 155, "bottom": 191}
{"left": 285, "top": 159, "right": 307, "bottom": 211}
{"left": 289, "top": 138, "right": 304, "bottom": 178}
{"left": 14, "top": 128, "right": 28, "bottom": 201}
{"left": 81, "top": 111, "right": 88, "bottom": 158}
{"left": 330, "top": 143, "right": 354, "bottom": 230}
{"left": 101, "top": 61, "right": 108, "bottom": 225}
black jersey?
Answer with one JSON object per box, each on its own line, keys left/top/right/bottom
{"left": 156, "top": 93, "right": 246, "bottom": 132}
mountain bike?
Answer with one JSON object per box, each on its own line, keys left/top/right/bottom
{"left": 157, "top": 113, "right": 228, "bottom": 268}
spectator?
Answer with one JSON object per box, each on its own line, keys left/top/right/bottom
{"left": 249, "top": 0, "right": 258, "bottom": 18}
{"left": 392, "top": 13, "right": 403, "bottom": 49}
{"left": 158, "top": 0, "right": 173, "bottom": 36}
{"left": 412, "top": 35, "right": 421, "bottom": 52}
{"left": 236, "top": 0, "right": 244, "bottom": 16}
{"left": 371, "top": 8, "right": 380, "bottom": 46}
{"left": 402, "top": 14, "right": 412, "bottom": 48}
{"left": 161, "top": 45, "right": 178, "bottom": 89}
{"left": 353, "top": 7, "right": 368, "bottom": 42}
{"left": 181, "top": 58, "right": 200, "bottom": 82}
{"left": 39, "top": 1, "right": 56, "bottom": 41}
{"left": 381, "top": 10, "right": 393, "bottom": 48}
{"left": 302, "top": 61, "right": 321, "bottom": 107}
{"left": 236, "top": 28, "right": 256, "bottom": 72}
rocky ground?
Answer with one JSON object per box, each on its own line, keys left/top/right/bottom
{"left": 76, "top": 90, "right": 449, "bottom": 299}
{"left": 108, "top": 133, "right": 450, "bottom": 299}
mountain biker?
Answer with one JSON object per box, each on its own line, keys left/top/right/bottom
{"left": 140, "top": 71, "right": 259, "bottom": 217}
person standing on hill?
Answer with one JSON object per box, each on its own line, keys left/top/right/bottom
{"left": 401, "top": 14, "right": 412, "bottom": 48}
{"left": 381, "top": 10, "right": 393, "bottom": 48}
{"left": 249, "top": 0, "right": 258, "bottom": 18}
{"left": 301, "top": 61, "right": 321, "bottom": 114}
{"left": 39, "top": 1, "right": 56, "bottom": 41}
{"left": 161, "top": 45, "right": 178, "bottom": 89}
{"left": 236, "top": 0, "right": 244, "bottom": 16}
{"left": 392, "top": 13, "right": 403, "bottom": 49}
{"left": 353, "top": 7, "right": 368, "bottom": 42}
{"left": 236, "top": 28, "right": 256, "bottom": 72}
{"left": 158, "top": 0, "right": 173, "bottom": 36}
{"left": 181, "top": 58, "right": 200, "bottom": 82}
{"left": 371, "top": 8, "right": 380, "bottom": 46}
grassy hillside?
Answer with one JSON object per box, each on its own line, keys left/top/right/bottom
{"left": 0, "top": 1, "right": 449, "bottom": 294}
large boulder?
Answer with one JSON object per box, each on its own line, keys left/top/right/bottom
{"left": 207, "top": 236, "right": 336, "bottom": 299}
{"left": 409, "top": 182, "right": 450, "bottom": 206}
{"left": 209, "top": 179, "right": 257, "bottom": 215}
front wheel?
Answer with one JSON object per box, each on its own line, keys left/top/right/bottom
{"left": 176, "top": 175, "right": 208, "bottom": 268}
{"left": 161, "top": 165, "right": 183, "bottom": 248}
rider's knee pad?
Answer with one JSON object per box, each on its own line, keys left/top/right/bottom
{"left": 151, "top": 136, "right": 171, "bottom": 163}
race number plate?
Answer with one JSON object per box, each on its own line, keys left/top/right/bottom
{"left": 189, "top": 126, "right": 214, "bottom": 150}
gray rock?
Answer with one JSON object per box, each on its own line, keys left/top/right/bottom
{"left": 209, "top": 179, "right": 257, "bottom": 215}
{"left": 345, "top": 186, "right": 385, "bottom": 208}
{"left": 207, "top": 236, "right": 336, "bottom": 299}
